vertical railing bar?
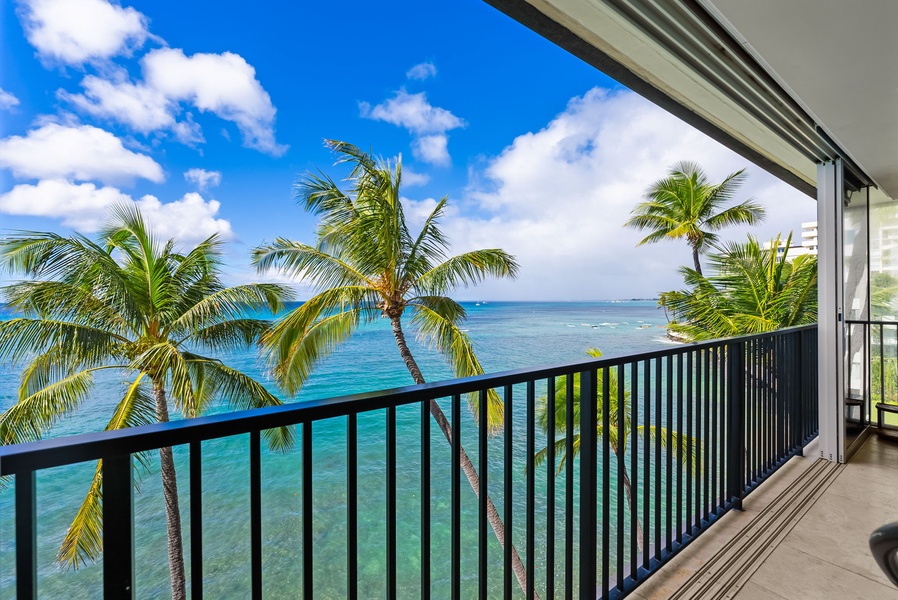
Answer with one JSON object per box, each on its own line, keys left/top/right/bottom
{"left": 190, "top": 441, "right": 203, "bottom": 600}
{"left": 348, "top": 414, "right": 358, "bottom": 600}
{"left": 103, "top": 454, "right": 134, "bottom": 599}
{"left": 685, "top": 351, "right": 692, "bottom": 538}
{"left": 15, "top": 470, "right": 37, "bottom": 600}
{"left": 666, "top": 355, "right": 673, "bottom": 551}
{"left": 421, "top": 400, "right": 436, "bottom": 598}
{"left": 565, "top": 374, "right": 574, "bottom": 600}
{"left": 643, "top": 359, "right": 651, "bottom": 570}
{"left": 546, "top": 377, "right": 556, "bottom": 600}
{"left": 387, "top": 406, "right": 397, "bottom": 600}
{"left": 451, "top": 394, "right": 461, "bottom": 600}
{"left": 711, "top": 346, "right": 719, "bottom": 511}
{"left": 630, "top": 361, "right": 639, "bottom": 580}
{"left": 250, "top": 431, "right": 263, "bottom": 600}
{"left": 703, "top": 348, "right": 711, "bottom": 523}
{"left": 676, "top": 353, "right": 683, "bottom": 545}
{"left": 693, "top": 350, "right": 701, "bottom": 525}
{"left": 580, "top": 368, "right": 599, "bottom": 600}
{"left": 421, "top": 402, "right": 431, "bottom": 600}
{"left": 601, "top": 368, "right": 610, "bottom": 599}
{"left": 479, "top": 388, "right": 488, "bottom": 600}
{"left": 616, "top": 365, "right": 625, "bottom": 592}
{"left": 881, "top": 325, "right": 885, "bottom": 424}
{"left": 303, "top": 422, "right": 313, "bottom": 599}
{"left": 654, "top": 357, "right": 662, "bottom": 561}
{"left": 504, "top": 384, "right": 513, "bottom": 600}
{"left": 526, "top": 381, "right": 536, "bottom": 600}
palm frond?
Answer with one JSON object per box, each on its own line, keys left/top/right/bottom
{"left": 415, "top": 249, "right": 519, "bottom": 295}
{"left": 251, "top": 239, "right": 370, "bottom": 290}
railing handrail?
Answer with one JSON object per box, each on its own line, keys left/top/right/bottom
{"left": 845, "top": 319, "right": 898, "bottom": 325}
{"left": 0, "top": 323, "right": 816, "bottom": 475}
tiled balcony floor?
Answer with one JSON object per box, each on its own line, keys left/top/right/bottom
{"left": 633, "top": 434, "right": 898, "bottom": 600}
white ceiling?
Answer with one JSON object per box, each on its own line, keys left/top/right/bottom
{"left": 705, "top": 0, "right": 898, "bottom": 198}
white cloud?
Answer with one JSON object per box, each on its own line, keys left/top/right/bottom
{"left": 0, "top": 88, "right": 20, "bottom": 110}
{"left": 406, "top": 62, "right": 437, "bottom": 81}
{"left": 0, "top": 180, "right": 232, "bottom": 242}
{"left": 361, "top": 89, "right": 465, "bottom": 165}
{"left": 19, "top": 0, "right": 149, "bottom": 65}
{"left": 401, "top": 166, "right": 430, "bottom": 187}
{"left": 412, "top": 134, "right": 450, "bottom": 166}
{"left": 0, "top": 123, "right": 164, "bottom": 184}
{"left": 428, "top": 88, "right": 815, "bottom": 300}
{"left": 184, "top": 168, "right": 221, "bottom": 190}
{"left": 142, "top": 48, "right": 286, "bottom": 155}
{"left": 61, "top": 75, "right": 173, "bottom": 132}
{"left": 361, "top": 90, "right": 464, "bottom": 134}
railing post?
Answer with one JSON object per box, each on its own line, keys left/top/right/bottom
{"left": 727, "top": 342, "right": 746, "bottom": 511}
{"left": 15, "top": 470, "right": 37, "bottom": 600}
{"left": 579, "top": 368, "right": 598, "bottom": 599}
{"left": 796, "top": 329, "right": 805, "bottom": 456}
{"left": 103, "top": 454, "right": 134, "bottom": 599}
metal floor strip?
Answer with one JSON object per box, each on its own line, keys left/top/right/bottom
{"left": 669, "top": 458, "right": 844, "bottom": 599}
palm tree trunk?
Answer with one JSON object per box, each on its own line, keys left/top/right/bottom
{"left": 388, "top": 315, "right": 537, "bottom": 598}
{"left": 620, "top": 462, "right": 645, "bottom": 554}
{"left": 692, "top": 246, "right": 703, "bottom": 276}
{"left": 153, "top": 381, "right": 187, "bottom": 600}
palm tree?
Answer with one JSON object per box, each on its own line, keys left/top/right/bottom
{"left": 663, "top": 233, "right": 817, "bottom": 342}
{"left": 625, "top": 161, "right": 766, "bottom": 276}
{"left": 535, "top": 349, "right": 697, "bottom": 551}
{"left": 250, "top": 140, "right": 529, "bottom": 592}
{"left": 0, "top": 204, "right": 294, "bottom": 600}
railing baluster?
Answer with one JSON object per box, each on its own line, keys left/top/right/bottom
{"left": 684, "top": 351, "right": 692, "bottom": 539}
{"left": 601, "top": 367, "right": 610, "bottom": 599}
{"left": 479, "top": 388, "right": 488, "bottom": 600}
{"left": 504, "top": 384, "right": 513, "bottom": 599}
{"left": 15, "top": 470, "right": 36, "bottom": 600}
{"left": 616, "top": 365, "right": 625, "bottom": 592}
{"left": 387, "top": 406, "right": 397, "bottom": 600}
{"left": 420, "top": 401, "right": 430, "bottom": 600}
{"left": 250, "top": 431, "right": 262, "bottom": 599}
{"left": 630, "top": 361, "right": 639, "bottom": 581}
{"left": 642, "top": 359, "right": 651, "bottom": 570}
{"left": 103, "top": 454, "right": 134, "bottom": 599}
{"left": 703, "top": 348, "right": 711, "bottom": 523}
{"left": 303, "top": 422, "right": 313, "bottom": 598}
{"left": 526, "top": 381, "right": 536, "bottom": 600}
{"left": 666, "top": 355, "right": 673, "bottom": 551}
{"left": 348, "top": 413, "right": 358, "bottom": 600}
{"left": 654, "top": 356, "right": 662, "bottom": 562}
{"left": 451, "top": 394, "right": 461, "bottom": 600}
{"left": 190, "top": 441, "right": 203, "bottom": 600}
{"left": 546, "top": 377, "right": 556, "bottom": 600}
{"left": 565, "top": 373, "right": 574, "bottom": 600}
{"left": 580, "top": 368, "right": 598, "bottom": 600}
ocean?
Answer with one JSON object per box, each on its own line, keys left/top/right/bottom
{"left": 0, "top": 301, "right": 675, "bottom": 598}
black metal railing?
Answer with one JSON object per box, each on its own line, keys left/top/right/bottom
{"left": 846, "top": 319, "right": 898, "bottom": 430}
{"left": 1, "top": 325, "right": 818, "bottom": 599}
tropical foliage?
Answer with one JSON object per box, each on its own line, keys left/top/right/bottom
{"left": 663, "top": 234, "right": 817, "bottom": 341}
{"left": 625, "top": 161, "right": 766, "bottom": 276}
{"left": 0, "top": 204, "right": 292, "bottom": 600}
{"left": 251, "top": 140, "right": 530, "bottom": 591}
{"left": 535, "top": 349, "right": 698, "bottom": 549}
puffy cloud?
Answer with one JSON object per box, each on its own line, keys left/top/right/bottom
{"left": 0, "top": 88, "right": 20, "bottom": 110}
{"left": 184, "top": 168, "right": 221, "bottom": 190}
{"left": 361, "top": 89, "right": 465, "bottom": 165}
{"left": 406, "top": 62, "right": 437, "bottom": 81}
{"left": 61, "top": 75, "right": 173, "bottom": 132}
{"left": 426, "top": 88, "right": 815, "bottom": 300}
{"left": 401, "top": 166, "right": 430, "bottom": 187}
{"left": 0, "top": 123, "right": 164, "bottom": 184}
{"left": 0, "top": 180, "right": 232, "bottom": 242}
{"left": 19, "top": 0, "right": 149, "bottom": 64}
{"left": 361, "top": 90, "right": 464, "bottom": 134}
{"left": 411, "top": 134, "right": 450, "bottom": 166}
{"left": 142, "top": 48, "right": 286, "bottom": 155}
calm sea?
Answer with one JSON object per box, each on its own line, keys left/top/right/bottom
{"left": 0, "top": 301, "right": 675, "bottom": 598}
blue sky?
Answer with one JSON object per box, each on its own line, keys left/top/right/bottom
{"left": 0, "top": 0, "right": 816, "bottom": 300}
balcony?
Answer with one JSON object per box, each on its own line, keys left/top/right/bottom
{"left": 638, "top": 434, "right": 898, "bottom": 599}
{"left": 0, "top": 326, "right": 830, "bottom": 598}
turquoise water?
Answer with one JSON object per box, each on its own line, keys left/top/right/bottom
{"left": 0, "top": 301, "right": 678, "bottom": 598}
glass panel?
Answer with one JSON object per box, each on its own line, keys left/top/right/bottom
{"left": 870, "top": 193, "right": 898, "bottom": 430}
{"left": 843, "top": 187, "right": 870, "bottom": 448}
